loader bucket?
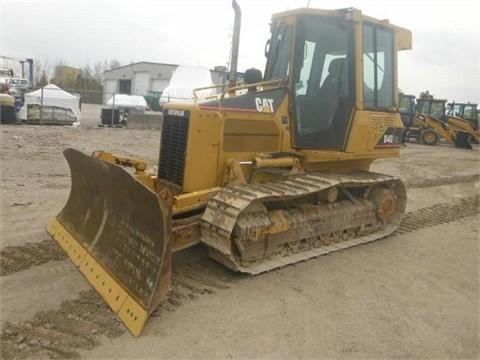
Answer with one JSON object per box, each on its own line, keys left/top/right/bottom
{"left": 46, "top": 148, "right": 171, "bottom": 336}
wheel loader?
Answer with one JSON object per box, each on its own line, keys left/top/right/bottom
{"left": 403, "top": 96, "right": 476, "bottom": 148}
{"left": 447, "top": 102, "right": 479, "bottom": 144}
{"left": 398, "top": 93, "right": 416, "bottom": 143}
{"left": 402, "top": 96, "right": 456, "bottom": 145}
{"left": 447, "top": 102, "right": 478, "bottom": 127}
{"left": 46, "top": 3, "right": 412, "bottom": 336}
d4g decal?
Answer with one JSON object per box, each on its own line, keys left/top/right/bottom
{"left": 375, "top": 127, "right": 403, "bottom": 148}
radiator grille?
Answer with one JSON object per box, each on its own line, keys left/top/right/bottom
{"left": 158, "top": 111, "right": 190, "bottom": 187}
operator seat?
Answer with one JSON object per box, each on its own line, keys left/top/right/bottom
{"left": 316, "top": 57, "right": 346, "bottom": 129}
{"left": 320, "top": 58, "right": 346, "bottom": 97}
{"left": 296, "top": 57, "right": 347, "bottom": 137}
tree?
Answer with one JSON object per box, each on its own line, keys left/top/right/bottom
{"left": 108, "top": 59, "right": 121, "bottom": 70}
{"left": 93, "top": 61, "right": 104, "bottom": 84}
{"left": 37, "top": 70, "right": 48, "bottom": 87}
{"left": 34, "top": 58, "right": 52, "bottom": 88}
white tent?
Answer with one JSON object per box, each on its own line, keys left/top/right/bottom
{"left": 105, "top": 94, "right": 147, "bottom": 111}
{"left": 18, "top": 84, "right": 81, "bottom": 120}
{"left": 159, "top": 65, "right": 216, "bottom": 106}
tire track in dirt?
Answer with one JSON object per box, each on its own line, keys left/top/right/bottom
{"left": 1, "top": 173, "right": 478, "bottom": 277}
{"left": 0, "top": 240, "right": 66, "bottom": 276}
{"left": 1, "top": 196, "right": 479, "bottom": 359}
{"left": 0, "top": 254, "right": 238, "bottom": 360}
{"left": 395, "top": 195, "right": 479, "bottom": 235}
{"left": 405, "top": 173, "right": 479, "bottom": 189}
{"left": 1, "top": 290, "right": 124, "bottom": 360}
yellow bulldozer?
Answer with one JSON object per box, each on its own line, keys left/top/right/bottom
{"left": 47, "top": 3, "right": 412, "bottom": 336}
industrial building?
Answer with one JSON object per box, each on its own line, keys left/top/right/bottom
{"left": 103, "top": 62, "right": 237, "bottom": 104}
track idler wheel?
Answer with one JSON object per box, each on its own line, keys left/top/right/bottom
{"left": 369, "top": 187, "right": 396, "bottom": 222}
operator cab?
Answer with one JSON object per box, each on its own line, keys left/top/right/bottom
{"left": 399, "top": 94, "right": 415, "bottom": 127}
{"left": 416, "top": 98, "right": 447, "bottom": 121}
{"left": 447, "top": 102, "right": 478, "bottom": 128}
{"left": 264, "top": 8, "right": 404, "bottom": 150}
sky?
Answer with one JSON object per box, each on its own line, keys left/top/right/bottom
{"left": 1, "top": 0, "right": 479, "bottom": 103}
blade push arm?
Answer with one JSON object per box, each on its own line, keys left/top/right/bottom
{"left": 92, "top": 151, "right": 147, "bottom": 175}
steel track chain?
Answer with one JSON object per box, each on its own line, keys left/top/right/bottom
{"left": 1, "top": 175, "right": 478, "bottom": 276}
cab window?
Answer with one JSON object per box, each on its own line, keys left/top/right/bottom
{"left": 265, "top": 24, "right": 293, "bottom": 81}
{"left": 363, "top": 24, "right": 394, "bottom": 108}
{"left": 292, "top": 16, "right": 354, "bottom": 149}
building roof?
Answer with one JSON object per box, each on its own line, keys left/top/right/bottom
{"left": 104, "top": 61, "right": 179, "bottom": 73}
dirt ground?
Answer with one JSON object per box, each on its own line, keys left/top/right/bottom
{"left": 0, "top": 123, "right": 478, "bottom": 359}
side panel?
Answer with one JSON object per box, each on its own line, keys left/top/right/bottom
{"left": 219, "top": 112, "right": 281, "bottom": 185}
{"left": 223, "top": 117, "right": 279, "bottom": 152}
{"left": 345, "top": 110, "right": 402, "bottom": 153}
{"left": 182, "top": 109, "right": 222, "bottom": 193}
{"left": 187, "top": 88, "right": 287, "bottom": 190}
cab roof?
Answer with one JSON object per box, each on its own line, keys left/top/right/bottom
{"left": 271, "top": 7, "right": 412, "bottom": 50}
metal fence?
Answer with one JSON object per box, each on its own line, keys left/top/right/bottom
{"left": 65, "top": 88, "right": 103, "bottom": 104}
{"left": 10, "top": 84, "right": 229, "bottom": 126}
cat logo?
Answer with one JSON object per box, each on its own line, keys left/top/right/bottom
{"left": 255, "top": 97, "right": 274, "bottom": 112}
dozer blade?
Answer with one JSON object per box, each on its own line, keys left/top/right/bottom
{"left": 46, "top": 148, "right": 171, "bottom": 336}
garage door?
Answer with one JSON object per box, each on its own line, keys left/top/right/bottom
{"left": 133, "top": 72, "right": 150, "bottom": 95}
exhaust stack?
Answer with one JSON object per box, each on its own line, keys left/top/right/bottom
{"left": 27, "top": 59, "right": 34, "bottom": 87}
{"left": 229, "top": 0, "right": 241, "bottom": 88}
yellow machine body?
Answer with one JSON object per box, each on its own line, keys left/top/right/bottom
{"left": 47, "top": 7, "right": 411, "bottom": 336}
{"left": 447, "top": 102, "right": 478, "bottom": 127}
{"left": 445, "top": 102, "right": 479, "bottom": 144}
{"left": 0, "top": 93, "right": 17, "bottom": 124}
